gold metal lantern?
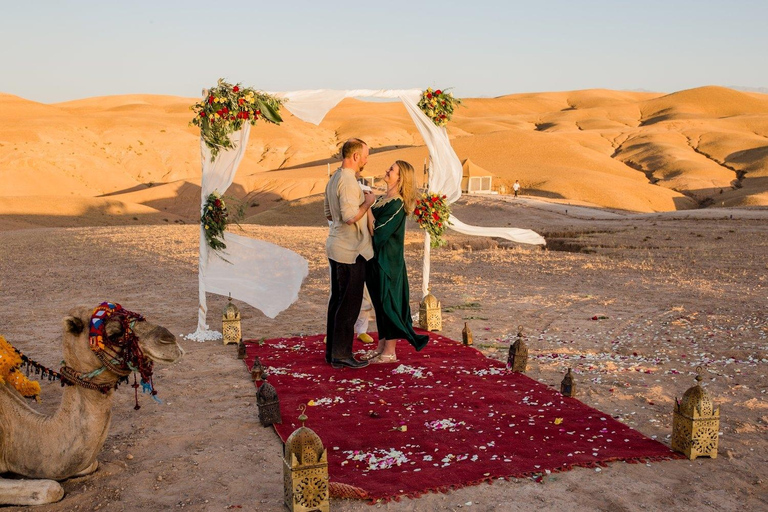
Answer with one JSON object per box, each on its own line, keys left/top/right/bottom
{"left": 462, "top": 322, "right": 473, "bottom": 346}
{"left": 257, "top": 381, "right": 282, "bottom": 427}
{"left": 560, "top": 368, "right": 576, "bottom": 397}
{"left": 250, "top": 357, "right": 265, "bottom": 383}
{"left": 507, "top": 325, "right": 528, "bottom": 373}
{"left": 222, "top": 295, "right": 242, "bottom": 346}
{"left": 419, "top": 289, "right": 442, "bottom": 331}
{"left": 283, "top": 406, "right": 329, "bottom": 512}
{"left": 672, "top": 367, "right": 720, "bottom": 460}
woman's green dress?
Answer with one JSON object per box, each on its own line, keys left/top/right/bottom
{"left": 367, "top": 196, "right": 430, "bottom": 351}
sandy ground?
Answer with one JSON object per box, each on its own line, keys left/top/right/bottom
{"left": 0, "top": 196, "right": 766, "bottom": 511}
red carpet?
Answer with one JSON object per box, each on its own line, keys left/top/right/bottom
{"left": 245, "top": 332, "right": 681, "bottom": 502}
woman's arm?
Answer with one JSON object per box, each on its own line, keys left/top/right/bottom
{"left": 367, "top": 207, "right": 375, "bottom": 236}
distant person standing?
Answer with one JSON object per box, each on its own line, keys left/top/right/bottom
{"left": 513, "top": 180, "right": 520, "bottom": 197}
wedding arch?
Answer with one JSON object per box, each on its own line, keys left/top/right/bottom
{"left": 188, "top": 87, "right": 545, "bottom": 342}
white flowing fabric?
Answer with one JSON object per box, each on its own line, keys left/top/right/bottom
{"left": 205, "top": 232, "right": 308, "bottom": 319}
{"left": 188, "top": 124, "right": 309, "bottom": 342}
{"left": 448, "top": 215, "right": 546, "bottom": 245}
{"left": 277, "top": 89, "right": 545, "bottom": 297}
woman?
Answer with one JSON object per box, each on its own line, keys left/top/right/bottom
{"left": 363, "top": 160, "right": 429, "bottom": 363}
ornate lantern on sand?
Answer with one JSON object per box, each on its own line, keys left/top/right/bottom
{"left": 257, "top": 381, "right": 282, "bottom": 427}
{"left": 222, "top": 295, "right": 242, "bottom": 346}
{"left": 283, "top": 406, "right": 329, "bottom": 512}
{"left": 507, "top": 325, "right": 528, "bottom": 373}
{"left": 250, "top": 356, "right": 265, "bottom": 383}
{"left": 462, "top": 322, "right": 473, "bottom": 346}
{"left": 419, "top": 288, "right": 442, "bottom": 331}
{"left": 672, "top": 367, "right": 720, "bottom": 460}
{"left": 560, "top": 368, "right": 576, "bottom": 397}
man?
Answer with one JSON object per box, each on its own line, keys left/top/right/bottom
{"left": 513, "top": 180, "right": 520, "bottom": 197}
{"left": 324, "top": 138, "right": 376, "bottom": 368}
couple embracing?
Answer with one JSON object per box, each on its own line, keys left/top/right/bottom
{"left": 324, "top": 138, "right": 429, "bottom": 369}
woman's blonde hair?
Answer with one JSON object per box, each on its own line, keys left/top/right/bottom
{"left": 395, "top": 160, "right": 417, "bottom": 215}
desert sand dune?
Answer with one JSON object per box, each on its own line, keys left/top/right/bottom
{"left": 638, "top": 86, "right": 768, "bottom": 124}
{"left": 1, "top": 86, "right": 767, "bottom": 225}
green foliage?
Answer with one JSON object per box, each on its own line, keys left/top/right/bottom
{"left": 200, "top": 192, "right": 244, "bottom": 253}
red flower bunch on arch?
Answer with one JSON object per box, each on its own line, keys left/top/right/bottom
{"left": 190, "top": 78, "right": 285, "bottom": 160}
{"left": 413, "top": 192, "right": 452, "bottom": 248}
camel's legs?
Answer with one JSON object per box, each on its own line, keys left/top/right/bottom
{"left": 0, "top": 477, "right": 65, "bottom": 506}
{"left": 72, "top": 460, "right": 99, "bottom": 477}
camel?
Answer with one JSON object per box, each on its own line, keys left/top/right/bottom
{"left": 0, "top": 304, "right": 184, "bottom": 506}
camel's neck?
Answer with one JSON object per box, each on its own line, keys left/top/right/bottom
{"left": 53, "top": 384, "right": 115, "bottom": 436}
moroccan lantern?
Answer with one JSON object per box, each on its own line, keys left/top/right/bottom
{"left": 560, "top": 368, "right": 576, "bottom": 397}
{"left": 222, "top": 295, "right": 242, "bottom": 346}
{"left": 462, "top": 322, "right": 473, "bottom": 346}
{"left": 257, "top": 381, "right": 282, "bottom": 427}
{"left": 237, "top": 338, "right": 247, "bottom": 360}
{"left": 250, "top": 357, "right": 265, "bottom": 383}
{"left": 283, "top": 406, "right": 329, "bottom": 512}
{"left": 418, "top": 288, "right": 442, "bottom": 332}
{"left": 507, "top": 325, "right": 528, "bottom": 373}
{"left": 672, "top": 367, "right": 720, "bottom": 460}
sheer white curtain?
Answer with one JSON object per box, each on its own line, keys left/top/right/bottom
{"left": 188, "top": 124, "right": 309, "bottom": 342}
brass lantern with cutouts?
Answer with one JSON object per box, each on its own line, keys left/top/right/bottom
{"left": 222, "top": 295, "right": 242, "bottom": 346}
{"left": 283, "top": 407, "right": 329, "bottom": 512}
{"left": 507, "top": 325, "right": 528, "bottom": 373}
{"left": 257, "top": 381, "right": 281, "bottom": 427}
{"left": 418, "top": 289, "right": 442, "bottom": 331}
{"left": 672, "top": 367, "right": 720, "bottom": 460}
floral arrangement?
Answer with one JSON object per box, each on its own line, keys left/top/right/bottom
{"left": 413, "top": 192, "right": 452, "bottom": 248}
{"left": 201, "top": 191, "right": 242, "bottom": 252}
{"left": 190, "top": 78, "right": 284, "bottom": 160}
{"left": 418, "top": 87, "right": 462, "bottom": 127}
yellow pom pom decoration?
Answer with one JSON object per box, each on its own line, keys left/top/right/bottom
{"left": 0, "top": 335, "right": 42, "bottom": 400}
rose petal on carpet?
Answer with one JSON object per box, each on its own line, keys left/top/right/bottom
{"left": 245, "top": 331, "right": 682, "bottom": 502}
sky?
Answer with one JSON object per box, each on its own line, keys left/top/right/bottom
{"left": 1, "top": 0, "right": 767, "bottom": 104}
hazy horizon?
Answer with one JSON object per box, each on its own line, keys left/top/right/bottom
{"left": 2, "top": 1, "right": 767, "bottom": 103}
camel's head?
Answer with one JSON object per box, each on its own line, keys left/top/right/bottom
{"left": 62, "top": 304, "right": 184, "bottom": 391}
